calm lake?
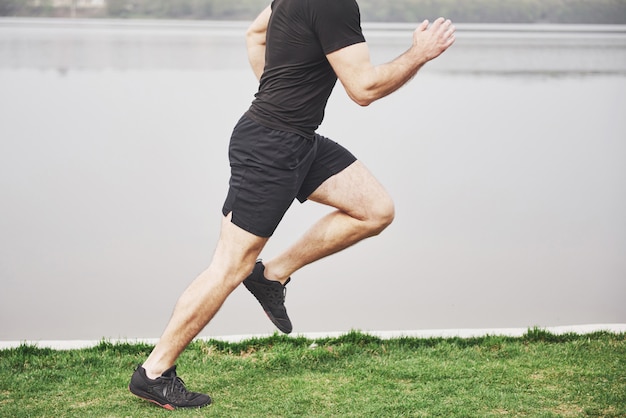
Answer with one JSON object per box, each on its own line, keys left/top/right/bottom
{"left": 1, "top": 19, "right": 625, "bottom": 341}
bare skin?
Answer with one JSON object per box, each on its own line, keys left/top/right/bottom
{"left": 141, "top": 161, "right": 392, "bottom": 378}
{"left": 141, "top": 7, "right": 456, "bottom": 379}
{"left": 328, "top": 17, "right": 456, "bottom": 106}
{"left": 263, "top": 161, "right": 394, "bottom": 284}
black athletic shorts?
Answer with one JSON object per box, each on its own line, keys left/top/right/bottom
{"left": 222, "top": 115, "right": 356, "bottom": 237}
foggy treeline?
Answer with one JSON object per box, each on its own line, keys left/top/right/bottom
{"left": 1, "top": 0, "right": 626, "bottom": 24}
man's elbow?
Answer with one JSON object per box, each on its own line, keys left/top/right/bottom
{"left": 245, "top": 22, "right": 256, "bottom": 37}
{"left": 347, "top": 88, "right": 376, "bottom": 107}
{"left": 245, "top": 28, "right": 259, "bottom": 45}
{"left": 343, "top": 76, "right": 381, "bottom": 106}
{"left": 246, "top": 23, "right": 266, "bottom": 46}
{"left": 354, "top": 97, "right": 374, "bottom": 107}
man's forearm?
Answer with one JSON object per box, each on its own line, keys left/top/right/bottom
{"left": 364, "top": 48, "right": 429, "bottom": 104}
{"left": 365, "top": 18, "right": 456, "bottom": 104}
{"left": 328, "top": 18, "right": 455, "bottom": 107}
{"left": 328, "top": 42, "right": 429, "bottom": 107}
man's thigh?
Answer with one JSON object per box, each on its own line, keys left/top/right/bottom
{"left": 295, "top": 134, "right": 356, "bottom": 203}
{"left": 307, "top": 160, "right": 393, "bottom": 219}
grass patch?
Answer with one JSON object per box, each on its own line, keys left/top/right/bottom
{"left": 1, "top": 329, "right": 624, "bottom": 417}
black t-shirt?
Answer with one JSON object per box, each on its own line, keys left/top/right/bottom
{"left": 246, "top": 0, "right": 366, "bottom": 139}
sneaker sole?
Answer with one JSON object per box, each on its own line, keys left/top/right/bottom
{"left": 243, "top": 281, "right": 292, "bottom": 334}
{"left": 263, "top": 309, "right": 292, "bottom": 334}
{"left": 129, "top": 385, "right": 176, "bottom": 410}
{"left": 128, "top": 386, "right": 211, "bottom": 410}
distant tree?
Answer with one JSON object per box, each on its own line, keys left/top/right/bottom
{"left": 191, "top": 0, "right": 215, "bottom": 20}
{"left": 4, "top": 0, "right": 626, "bottom": 23}
{"left": 0, "top": 0, "right": 56, "bottom": 17}
{"left": 106, "top": 0, "right": 132, "bottom": 17}
{"left": 0, "top": 0, "right": 21, "bottom": 16}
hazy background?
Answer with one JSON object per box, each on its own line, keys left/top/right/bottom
{"left": 3, "top": 0, "right": 626, "bottom": 24}
{"left": 1, "top": 17, "right": 625, "bottom": 341}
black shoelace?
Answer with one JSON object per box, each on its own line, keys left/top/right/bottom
{"left": 163, "top": 375, "right": 192, "bottom": 403}
{"left": 266, "top": 282, "right": 286, "bottom": 305}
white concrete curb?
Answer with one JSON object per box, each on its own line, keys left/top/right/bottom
{"left": 1, "top": 323, "right": 624, "bottom": 351}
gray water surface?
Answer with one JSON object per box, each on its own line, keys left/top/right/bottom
{"left": 1, "top": 19, "right": 625, "bottom": 340}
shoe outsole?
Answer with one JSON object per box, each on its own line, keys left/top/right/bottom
{"left": 129, "top": 386, "right": 176, "bottom": 410}
{"left": 243, "top": 279, "right": 293, "bottom": 334}
{"left": 263, "top": 308, "right": 292, "bottom": 334}
{"left": 128, "top": 386, "right": 211, "bottom": 410}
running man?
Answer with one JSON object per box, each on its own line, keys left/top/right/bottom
{"left": 129, "top": 0, "right": 455, "bottom": 409}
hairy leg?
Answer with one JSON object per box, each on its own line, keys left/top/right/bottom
{"left": 263, "top": 161, "right": 394, "bottom": 283}
{"left": 141, "top": 213, "right": 267, "bottom": 379}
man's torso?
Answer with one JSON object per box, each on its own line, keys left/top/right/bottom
{"left": 246, "top": 0, "right": 365, "bottom": 139}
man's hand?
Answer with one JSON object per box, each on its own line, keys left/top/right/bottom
{"left": 412, "top": 18, "right": 456, "bottom": 62}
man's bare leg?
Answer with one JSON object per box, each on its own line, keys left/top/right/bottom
{"left": 141, "top": 213, "right": 268, "bottom": 379}
{"left": 263, "top": 161, "right": 395, "bottom": 283}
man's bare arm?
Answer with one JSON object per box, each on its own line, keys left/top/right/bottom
{"left": 246, "top": 5, "right": 271, "bottom": 81}
{"left": 327, "top": 18, "right": 456, "bottom": 106}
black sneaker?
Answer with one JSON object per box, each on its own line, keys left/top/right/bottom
{"left": 243, "top": 260, "right": 293, "bottom": 334}
{"left": 128, "top": 365, "right": 211, "bottom": 410}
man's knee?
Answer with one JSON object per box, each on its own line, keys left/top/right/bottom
{"left": 207, "top": 257, "right": 257, "bottom": 292}
{"left": 367, "top": 194, "right": 395, "bottom": 235}
{"left": 210, "top": 216, "right": 268, "bottom": 289}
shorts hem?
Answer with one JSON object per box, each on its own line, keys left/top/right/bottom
{"left": 295, "top": 156, "right": 357, "bottom": 203}
{"left": 222, "top": 207, "right": 274, "bottom": 238}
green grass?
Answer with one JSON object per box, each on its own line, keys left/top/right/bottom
{"left": 1, "top": 329, "right": 624, "bottom": 417}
